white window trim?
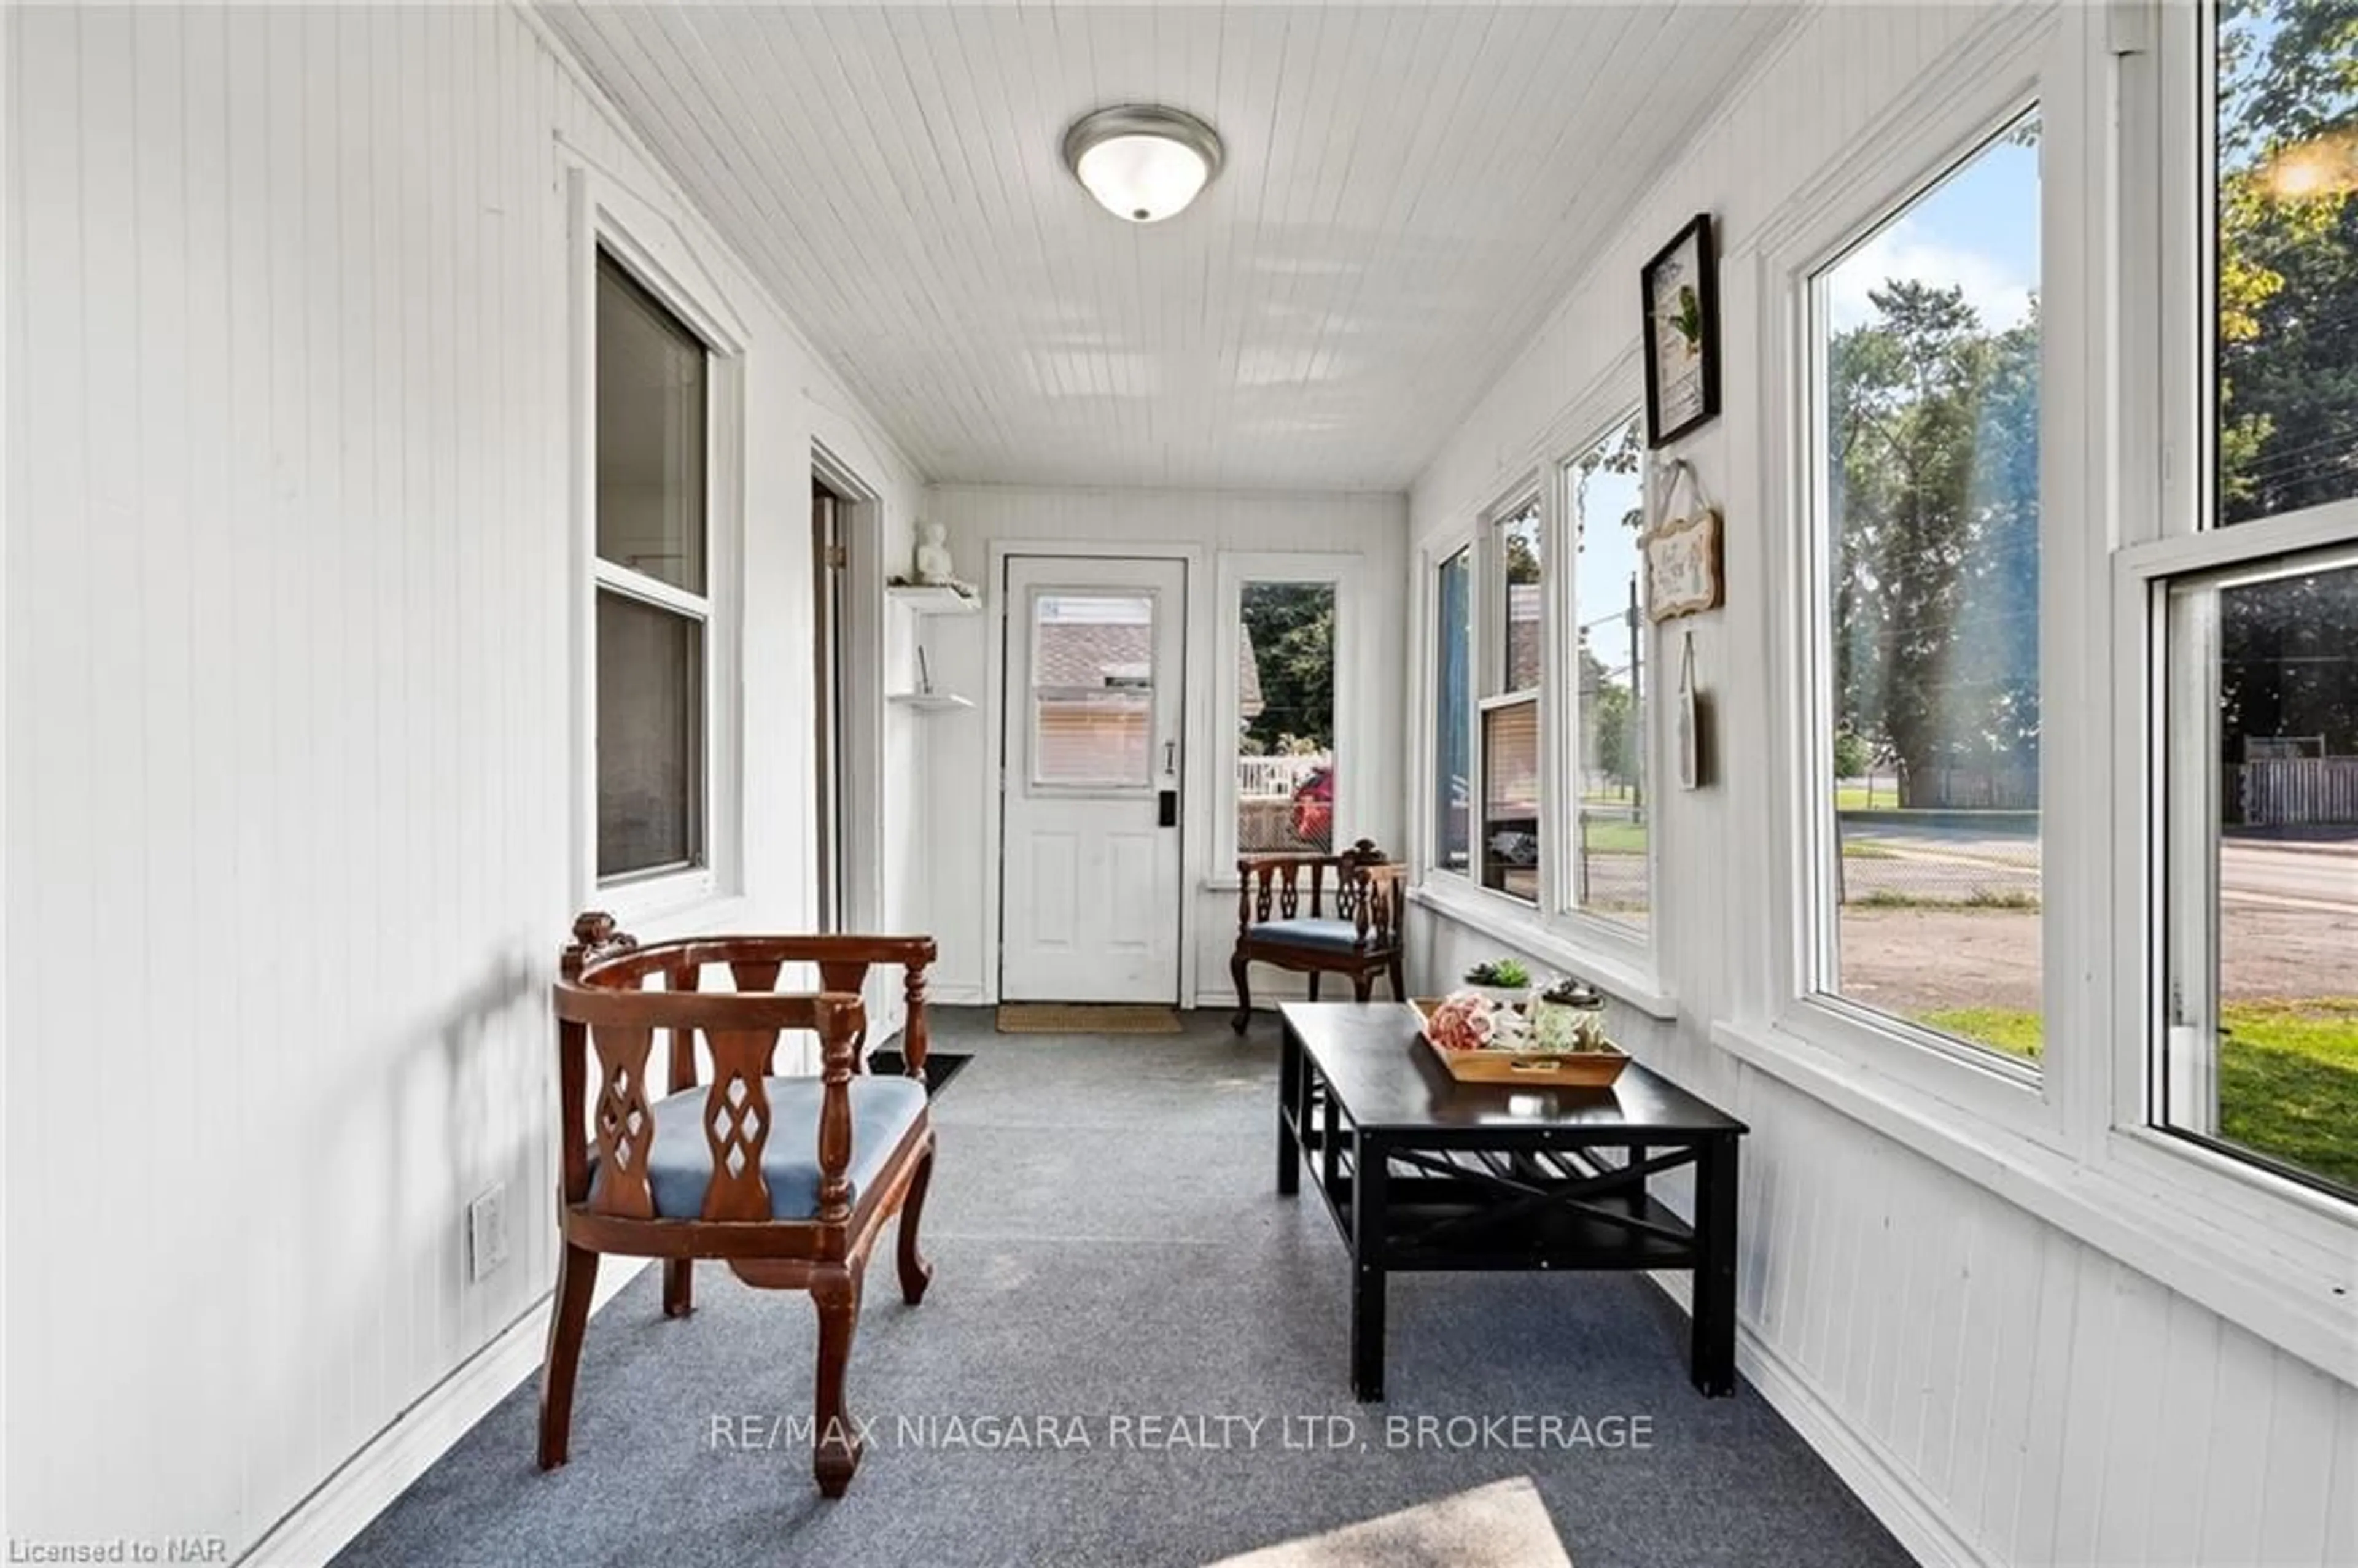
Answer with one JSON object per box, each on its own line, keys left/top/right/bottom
{"left": 1418, "top": 534, "right": 1479, "bottom": 887}
{"left": 1207, "top": 552, "right": 1364, "bottom": 887}
{"left": 1409, "top": 368, "right": 1669, "bottom": 1006}
{"left": 568, "top": 163, "right": 747, "bottom": 926}
{"left": 1476, "top": 486, "right": 1544, "bottom": 909}
{"left": 1755, "top": 18, "right": 2066, "bottom": 1136}
{"left": 1551, "top": 401, "right": 1660, "bottom": 965}
{"left": 1732, "top": 1, "right": 2356, "bottom": 1385}
{"left": 2111, "top": 0, "right": 2358, "bottom": 1217}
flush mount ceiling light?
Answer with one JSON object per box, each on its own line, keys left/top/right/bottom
{"left": 1062, "top": 105, "right": 1224, "bottom": 223}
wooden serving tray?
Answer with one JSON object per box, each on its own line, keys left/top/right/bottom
{"left": 1411, "top": 998, "right": 1631, "bottom": 1087}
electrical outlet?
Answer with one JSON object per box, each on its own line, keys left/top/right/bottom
{"left": 467, "top": 1184, "right": 510, "bottom": 1283}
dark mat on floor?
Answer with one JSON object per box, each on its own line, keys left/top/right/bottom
{"left": 866, "top": 1050, "right": 970, "bottom": 1096}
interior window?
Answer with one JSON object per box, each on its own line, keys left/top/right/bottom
{"left": 1237, "top": 581, "right": 1337, "bottom": 855}
{"left": 594, "top": 252, "right": 712, "bottom": 881}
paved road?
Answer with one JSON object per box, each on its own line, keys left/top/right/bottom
{"left": 2219, "top": 840, "right": 2358, "bottom": 910}
{"left": 1835, "top": 818, "right": 2358, "bottom": 912}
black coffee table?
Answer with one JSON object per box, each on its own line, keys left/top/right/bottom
{"left": 1276, "top": 1001, "right": 1748, "bottom": 1400}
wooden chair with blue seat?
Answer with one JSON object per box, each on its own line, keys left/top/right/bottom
{"left": 1229, "top": 838, "right": 1407, "bottom": 1032}
{"left": 539, "top": 912, "right": 939, "bottom": 1498}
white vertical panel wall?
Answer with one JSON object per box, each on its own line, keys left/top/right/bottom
{"left": 2, "top": 2, "right": 924, "bottom": 1554}
{"left": 1407, "top": 6, "right": 2358, "bottom": 1566}
{"left": 919, "top": 485, "right": 1407, "bottom": 1006}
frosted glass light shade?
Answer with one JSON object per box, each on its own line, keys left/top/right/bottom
{"left": 1063, "top": 106, "right": 1224, "bottom": 223}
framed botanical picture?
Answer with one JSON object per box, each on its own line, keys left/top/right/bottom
{"left": 1640, "top": 212, "right": 1721, "bottom": 448}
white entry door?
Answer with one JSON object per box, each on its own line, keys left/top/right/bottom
{"left": 1001, "top": 556, "right": 1187, "bottom": 1003}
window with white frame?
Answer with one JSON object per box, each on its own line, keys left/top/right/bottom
{"left": 1564, "top": 414, "right": 1650, "bottom": 931}
{"left": 594, "top": 250, "right": 713, "bottom": 883}
{"left": 1805, "top": 106, "right": 2046, "bottom": 1067}
{"left": 1230, "top": 573, "right": 1340, "bottom": 861}
{"left": 1479, "top": 498, "right": 1543, "bottom": 901}
{"left": 1432, "top": 545, "right": 1473, "bottom": 877}
{"left": 2147, "top": 0, "right": 2356, "bottom": 1200}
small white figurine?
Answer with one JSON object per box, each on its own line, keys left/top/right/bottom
{"left": 913, "top": 522, "right": 955, "bottom": 586}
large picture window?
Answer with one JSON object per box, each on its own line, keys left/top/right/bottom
{"left": 595, "top": 251, "right": 714, "bottom": 882}
{"left": 2151, "top": 0, "right": 2357, "bottom": 1200}
{"left": 1808, "top": 107, "right": 2044, "bottom": 1064}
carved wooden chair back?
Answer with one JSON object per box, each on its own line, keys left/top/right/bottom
{"left": 551, "top": 915, "right": 937, "bottom": 1235}
{"left": 541, "top": 914, "right": 943, "bottom": 1499}
{"left": 1236, "top": 837, "right": 1404, "bottom": 950}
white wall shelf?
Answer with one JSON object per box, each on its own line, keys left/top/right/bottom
{"left": 887, "top": 583, "right": 982, "bottom": 615}
{"left": 888, "top": 690, "right": 975, "bottom": 712}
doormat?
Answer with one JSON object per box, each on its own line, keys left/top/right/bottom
{"left": 865, "top": 1050, "right": 971, "bottom": 1096}
{"left": 996, "top": 1003, "right": 1185, "bottom": 1036}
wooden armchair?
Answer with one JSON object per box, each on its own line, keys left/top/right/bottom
{"left": 540, "top": 912, "right": 940, "bottom": 1499}
{"left": 1230, "top": 838, "right": 1407, "bottom": 1033}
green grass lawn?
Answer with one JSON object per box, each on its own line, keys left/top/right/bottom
{"left": 1579, "top": 818, "right": 1649, "bottom": 855}
{"left": 1917, "top": 999, "right": 2358, "bottom": 1192}
{"left": 1579, "top": 820, "right": 1896, "bottom": 860}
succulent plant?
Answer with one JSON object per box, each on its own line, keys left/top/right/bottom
{"left": 1540, "top": 975, "right": 1603, "bottom": 1007}
{"left": 1463, "top": 958, "right": 1531, "bottom": 988}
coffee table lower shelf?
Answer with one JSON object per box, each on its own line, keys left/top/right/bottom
{"left": 1276, "top": 1002, "right": 1746, "bottom": 1402}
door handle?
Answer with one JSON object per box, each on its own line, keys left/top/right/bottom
{"left": 1163, "top": 740, "right": 1177, "bottom": 775}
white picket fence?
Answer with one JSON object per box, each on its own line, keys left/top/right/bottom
{"left": 1237, "top": 755, "right": 1326, "bottom": 799}
{"left": 2238, "top": 756, "right": 2358, "bottom": 826}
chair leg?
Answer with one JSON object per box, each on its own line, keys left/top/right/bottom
{"left": 1352, "top": 969, "right": 1375, "bottom": 1003}
{"left": 1229, "top": 951, "right": 1253, "bottom": 1034}
{"left": 898, "top": 1138, "right": 936, "bottom": 1306}
{"left": 1389, "top": 953, "right": 1407, "bottom": 1002}
{"left": 537, "top": 1243, "right": 599, "bottom": 1470}
{"left": 663, "top": 1260, "right": 693, "bottom": 1319}
{"left": 812, "top": 1264, "right": 867, "bottom": 1497}
{"left": 1307, "top": 971, "right": 1321, "bottom": 1002}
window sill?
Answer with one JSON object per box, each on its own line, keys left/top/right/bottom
{"left": 1710, "top": 1015, "right": 2358, "bottom": 1387}
{"left": 1408, "top": 880, "right": 1675, "bottom": 1019}
{"left": 590, "top": 870, "right": 742, "bottom": 937}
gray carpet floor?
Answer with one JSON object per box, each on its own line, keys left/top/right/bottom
{"left": 335, "top": 1009, "right": 1909, "bottom": 1568}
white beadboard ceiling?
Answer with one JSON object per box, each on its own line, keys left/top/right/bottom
{"left": 538, "top": 2, "right": 1801, "bottom": 491}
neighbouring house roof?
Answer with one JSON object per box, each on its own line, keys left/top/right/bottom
{"left": 1035, "top": 618, "right": 1265, "bottom": 718}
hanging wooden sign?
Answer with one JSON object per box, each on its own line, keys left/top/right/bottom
{"left": 1641, "top": 457, "right": 1724, "bottom": 622}
{"left": 1675, "top": 632, "right": 1710, "bottom": 791}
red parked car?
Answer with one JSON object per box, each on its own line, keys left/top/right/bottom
{"left": 1290, "top": 766, "right": 1334, "bottom": 846}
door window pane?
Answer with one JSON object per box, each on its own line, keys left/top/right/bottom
{"left": 1434, "top": 548, "right": 1472, "bottom": 874}
{"left": 1481, "top": 699, "right": 1540, "bottom": 902}
{"left": 2162, "top": 556, "right": 2358, "bottom": 1196}
{"left": 1032, "top": 592, "right": 1154, "bottom": 787}
{"left": 597, "top": 590, "right": 704, "bottom": 879}
{"left": 1238, "top": 582, "right": 1336, "bottom": 853}
{"left": 1570, "top": 416, "right": 1650, "bottom": 930}
{"left": 1814, "top": 109, "right": 2044, "bottom": 1062}
{"left": 2212, "top": 0, "right": 2358, "bottom": 526}
{"left": 596, "top": 254, "right": 708, "bottom": 593}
